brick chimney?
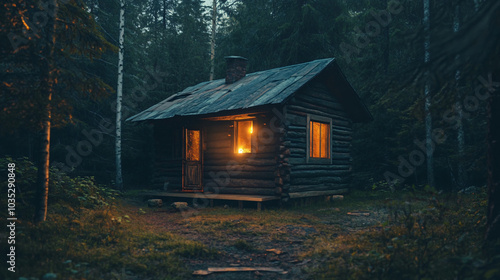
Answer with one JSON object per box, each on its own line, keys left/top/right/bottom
{"left": 225, "top": 56, "right": 247, "bottom": 84}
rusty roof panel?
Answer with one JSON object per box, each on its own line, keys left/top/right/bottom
{"left": 127, "top": 58, "right": 371, "bottom": 122}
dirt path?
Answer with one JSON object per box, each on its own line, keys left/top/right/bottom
{"left": 123, "top": 198, "right": 388, "bottom": 279}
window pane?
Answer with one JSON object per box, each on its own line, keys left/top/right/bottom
{"left": 312, "top": 121, "right": 321, "bottom": 158}
{"left": 320, "top": 122, "right": 329, "bottom": 158}
{"left": 186, "top": 130, "right": 200, "bottom": 161}
{"left": 236, "top": 120, "right": 252, "bottom": 153}
{"left": 309, "top": 120, "right": 330, "bottom": 159}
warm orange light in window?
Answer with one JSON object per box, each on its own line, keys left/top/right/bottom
{"left": 235, "top": 120, "right": 253, "bottom": 154}
{"left": 309, "top": 121, "right": 330, "bottom": 158}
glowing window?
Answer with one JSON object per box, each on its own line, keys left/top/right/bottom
{"left": 234, "top": 120, "right": 253, "bottom": 154}
{"left": 186, "top": 129, "right": 200, "bottom": 161}
{"left": 309, "top": 121, "right": 330, "bottom": 158}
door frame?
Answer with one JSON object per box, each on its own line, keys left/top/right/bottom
{"left": 182, "top": 127, "right": 203, "bottom": 192}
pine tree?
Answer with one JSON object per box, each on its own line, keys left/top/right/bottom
{"left": 209, "top": 0, "right": 217, "bottom": 81}
{"left": 1, "top": 0, "right": 115, "bottom": 223}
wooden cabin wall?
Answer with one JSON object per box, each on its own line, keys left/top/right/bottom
{"left": 282, "top": 82, "right": 353, "bottom": 196}
{"left": 152, "top": 123, "right": 182, "bottom": 191}
{"left": 203, "top": 117, "right": 280, "bottom": 195}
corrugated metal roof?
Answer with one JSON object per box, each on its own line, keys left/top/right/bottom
{"left": 127, "top": 58, "right": 335, "bottom": 122}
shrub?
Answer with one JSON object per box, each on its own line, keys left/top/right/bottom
{"left": 0, "top": 156, "right": 120, "bottom": 220}
{"left": 307, "top": 190, "right": 488, "bottom": 280}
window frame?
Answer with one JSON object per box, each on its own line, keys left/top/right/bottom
{"left": 306, "top": 114, "right": 332, "bottom": 164}
{"left": 233, "top": 120, "right": 254, "bottom": 154}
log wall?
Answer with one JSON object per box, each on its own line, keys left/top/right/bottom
{"left": 203, "top": 117, "right": 280, "bottom": 195}
{"left": 151, "top": 80, "right": 354, "bottom": 198}
{"left": 282, "top": 81, "right": 353, "bottom": 197}
{"left": 152, "top": 123, "right": 182, "bottom": 191}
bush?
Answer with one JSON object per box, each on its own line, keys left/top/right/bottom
{"left": 307, "top": 190, "right": 490, "bottom": 280}
{"left": 0, "top": 156, "right": 120, "bottom": 220}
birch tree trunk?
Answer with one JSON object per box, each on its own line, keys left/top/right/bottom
{"left": 115, "top": 0, "right": 125, "bottom": 191}
{"left": 423, "top": 0, "right": 434, "bottom": 187}
{"left": 34, "top": 0, "right": 58, "bottom": 224}
{"left": 209, "top": 0, "right": 217, "bottom": 81}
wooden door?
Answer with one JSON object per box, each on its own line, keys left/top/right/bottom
{"left": 183, "top": 128, "right": 202, "bottom": 192}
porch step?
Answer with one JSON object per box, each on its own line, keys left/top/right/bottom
{"left": 142, "top": 191, "right": 280, "bottom": 211}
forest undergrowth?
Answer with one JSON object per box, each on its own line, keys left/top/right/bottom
{"left": 1, "top": 157, "right": 498, "bottom": 280}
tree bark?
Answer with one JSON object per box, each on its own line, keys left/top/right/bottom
{"left": 34, "top": 0, "right": 58, "bottom": 224}
{"left": 115, "top": 0, "right": 125, "bottom": 191}
{"left": 486, "top": 77, "right": 500, "bottom": 241}
{"left": 454, "top": 4, "right": 466, "bottom": 189}
{"left": 423, "top": 0, "right": 434, "bottom": 187}
{"left": 209, "top": 0, "right": 217, "bottom": 81}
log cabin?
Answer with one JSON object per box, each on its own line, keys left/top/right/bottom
{"left": 128, "top": 57, "right": 372, "bottom": 208}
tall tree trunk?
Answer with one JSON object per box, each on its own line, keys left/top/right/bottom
{"left": 423, "top": 0, "right": 434, "bottom": 187}
{"left": 482, "top": 0, "right": 500, "bottom": 245}
{"left": 454, "top": 4, "right": 466, "bottom": 189}
{"left": 209, "top": 0, "right": 217, "bottom": 81}
{"left": 34, "top": 0, "right": 58, "bottom": 224}
{"left": 382, "top": 0, "right": 389, "bottom": 75}
{"left": 163, "top": 0, "right": 167, "bottom": 29}
{"left": 115, "top": 0, "right": 125, "bottom": 191}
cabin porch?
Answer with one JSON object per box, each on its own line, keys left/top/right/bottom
{"left": 142, "top": 191, "right": 281, "bottom": 211}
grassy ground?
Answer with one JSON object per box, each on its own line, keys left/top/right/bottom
{"left": 1, "top": 168, "right": 497, "bottom": 280}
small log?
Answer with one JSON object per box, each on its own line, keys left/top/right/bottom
{"left": 287, "top": 189, "right": 348, "bottom": 198}
{"left": 288, "top": 184, "right": 348, "bottom": 193}
{"left": 289, "top": 148, "right": 305, "bottom": 155}
{"left": 294, "top": 94, "right": 345, "bottom": 112}
{"left": 291, "top": 164, "right": 351, "bottom": 171}
{"left": 291, "top": 169, "right": 351, "bottom": 178}
{"left": 205, "top": 152, "right": 275, "bottom": 160}
{"left": 193, "top": 267, "right": 286, "bottom": 276}
{"left": 204, "top": 178, "right": 275, "bottom": 189}
{"left": 287, "top": 125, "right": 306, "bottom": 131}
{"left": 291, "top": 99, "right": 348, "bottom": 120}
{"left": 204, "top": 165, "right": 275, "bottom": 173}
{"left": 204, "top": 158, "right": 276, "bottom": 166}
{"left": 347, "top": 212, "right": 370, "bottom": 216}
{"left": 286, "top": 131, "right": 306, "bottom": 139}
{"left": 332, "top": 134, "right": 352, "bottom": 141}
{"left": 331, "top": 152, "right": 351, "bottom": 160}
{"left": 291, "top": 176, "right": 347, "bottom": 185}
{"left": 286, "top": 112, "right": 307, "bottom": 126}
{"left": 266, "top": 249, "right": 285, "bottom": 255}
{"left": 217, "top": 187, "right": 280, "bottom": 195}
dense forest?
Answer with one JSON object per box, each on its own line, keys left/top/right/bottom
{"left": 1, "top": 0, "right": 499, "bottom": 279}
{"left": 1, "top": 0, "right": 496, "bottom": 191}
